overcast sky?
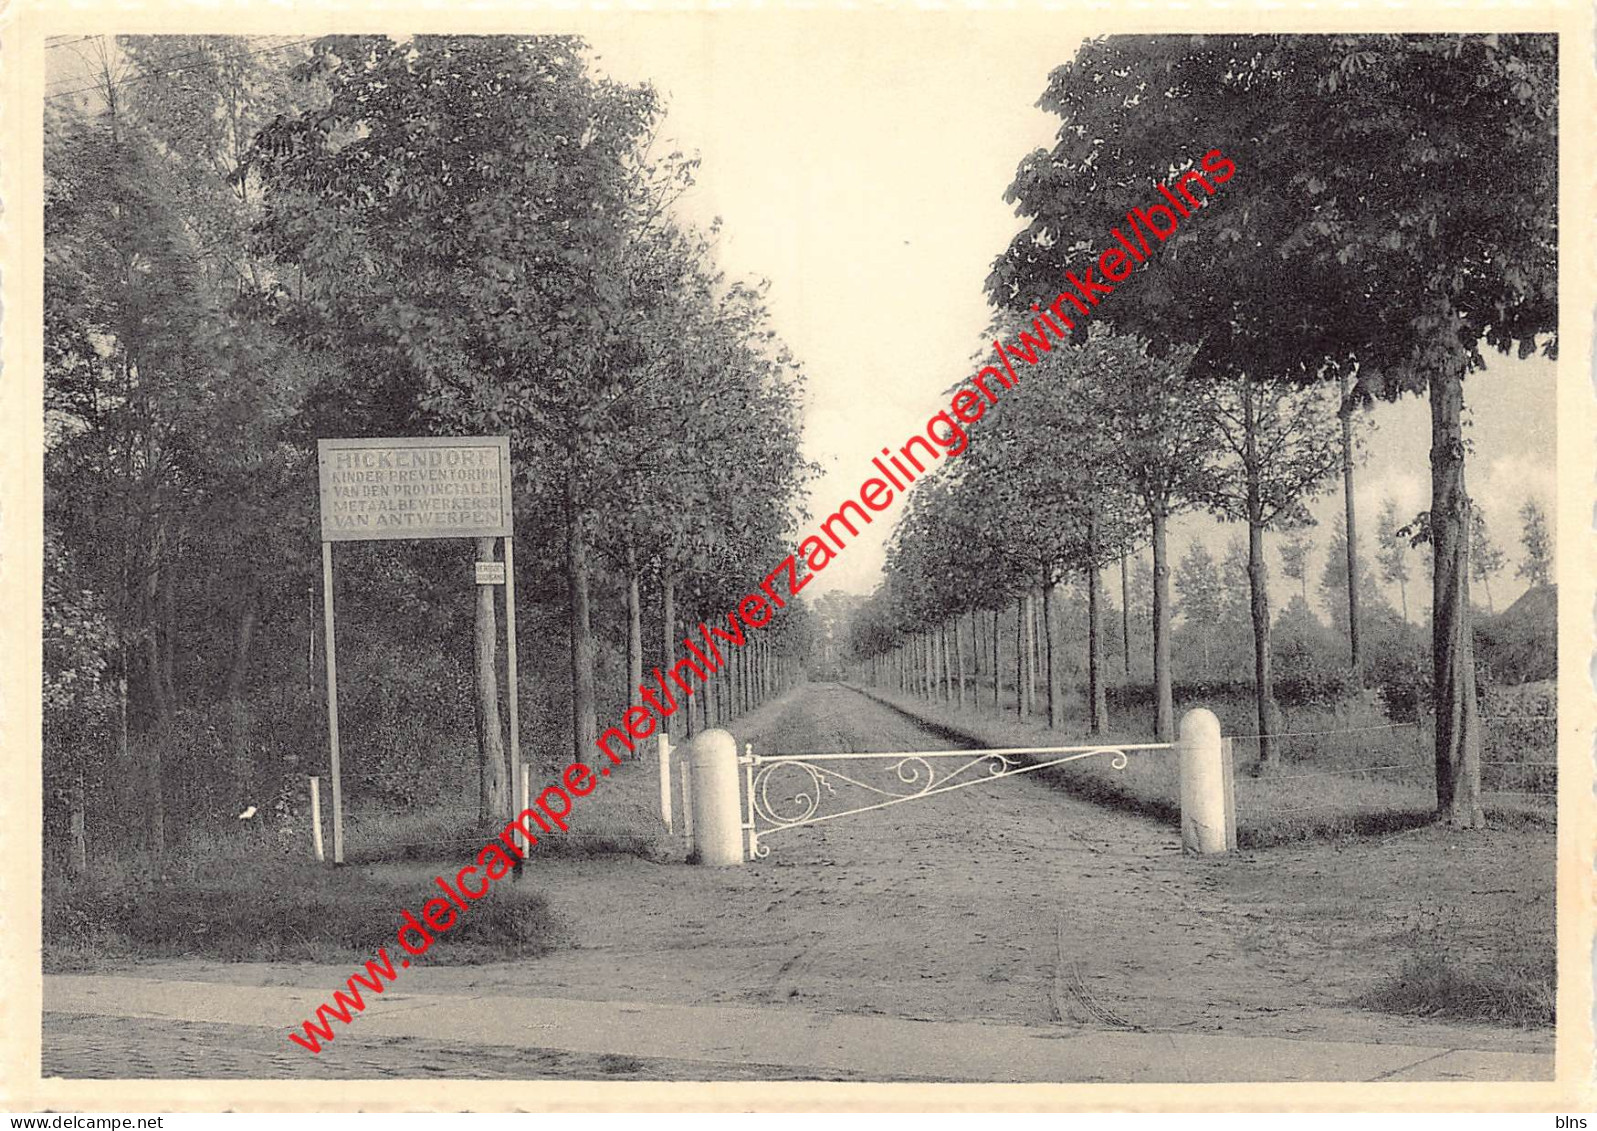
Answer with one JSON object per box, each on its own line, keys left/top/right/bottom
{"left": 47, "top": 26, "right": 1559, "bottom": 619}
{"left": 584, "top": 17, "right": 1558, "bottom": 617}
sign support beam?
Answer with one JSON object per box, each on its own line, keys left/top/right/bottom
{"left": 321, "top": 539, "right": 345, "bottom": 865}
{"left": 504, "top": 534, "right": 521, "bottom": 820}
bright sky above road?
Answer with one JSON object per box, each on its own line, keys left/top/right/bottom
{"left": 585, "top": 15, "right": 1557, "bottom": 613}
{"left": 46, "top": 26, "right": 1558, "bottom": 616}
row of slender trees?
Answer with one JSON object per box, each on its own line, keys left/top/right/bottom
{"left": 43, "top": 35, "right": 815, "bottom": 864}
{"left": 852, "top": 331, "right": 1349, "bottom": 763}
{"left": 851, "top": 494, "right": 1553, "bottom": 726}
{"left": 846, "top": 33, "right": 1557, "bottom": 826}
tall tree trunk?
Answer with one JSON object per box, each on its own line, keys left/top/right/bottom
{"left": 145, "top": 738, "right": 165, "bottom": 857}
{"left": 661, "top": 574, "right": 678, "bottom": 740}
{"left": 141, "top": 562, "right": 168, "bottom": 856}
{"left": 1399, "top": 576, "right": 1409, "bottom": 624}
{"left": 626, "top": 551, "right": 644, "bottom": 711}
{"left": 684, "top": 654, "right": 697, "bottom": 736}
{"left": 1243, "top": 376, "right": 1280, "bottom": 769}
{"left": 1430, "top": 367, "right": 1484, "bottom": 827}
{"left": 938, "top": 623, "right": 951, "bottom": 703}
{"left": 67, "top": 767, "right": 88, "bottom": 876}
{"left": 1150, "top": 501, "right": 1174, "bottom": 741}
{"left": 474, "top": 537, "right": 510, "bottom": 819}
{"left": 566, "top": 497, "right": 598, "bottom": 767}
{"left": 1340, "top": 369, "right": 1363, "bottom": 674}
{"left": 1087, "top": 533, "right": 1108, "bottom": 734}
{"left": 143, "top": 563, "right": 171, "bottom": 729}
{"left": 992, "top": 609, "right": 1001, "bottom": 712}
{"left": 1025, "top": 591, "right": 1039, "bottom": 710}
{"left": 1042, "top": 578, "right": 1061, "bottom": 728}
{"left": 1247, "top": 521, "right": 1279, "bottom": 770}
{"left": 1120, "top": 553, "right": 1133, "bottom": 681}
{"left": 160, "top": 555, "right": 178, "bottom": 711}
{"left": 955, "top": 614, "right": 967, "bottom": 709}
{"left": 1009, "top": 600, "right": 1022, "bottom": 715}
{"left": 939, "top": 623, "right": 951, "bottom": 702}
{"left": 224, "top": 580, "right": 259, "bottom": 808}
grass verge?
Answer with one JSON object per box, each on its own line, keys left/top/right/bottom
{"left": 44, "top": 752, "right": 684, "bottom": 971}
{"left": 851, "top": 683, "right": 1550, "bottom": 848}
{"left": 336, "top": 744, "right": 682, "bottom": 865}
{"left": 1359, "top": 950, "right": 1556, "bottom": 1027}
{"left": 45, "top": 853, "right": 564, "bottom": 971}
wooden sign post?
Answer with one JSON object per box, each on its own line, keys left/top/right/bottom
{"left": 316, "top": 436, "right": 517, "bottom": 865}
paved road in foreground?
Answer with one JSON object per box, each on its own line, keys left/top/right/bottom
{"left": 44, "top": 974, "right": 1550, "bottom": 1082}
{"left": 41, "top": 683, "right": 1553, "bottom": 1081}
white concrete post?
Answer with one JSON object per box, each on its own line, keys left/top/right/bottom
{"left": 658, "top": 733, "right": 673, "bottom": 833}
{"left": 309, "top": 775, "right": 325, "bottom": 863}
{"left": 687, "top": 728, "right": 744, "bottom": 866}
{"left": 1178, "top": 708, "right": 1232, "bottom": 854}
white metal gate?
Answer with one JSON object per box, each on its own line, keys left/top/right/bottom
{"left": 657, "top": 709, "right": 1234, "bottom": 861}
{"left": 737, "top": 741, "right": 1172, "bottom": 858}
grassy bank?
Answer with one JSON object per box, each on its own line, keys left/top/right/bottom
{"left": 339, "top": 748, "right": 681, "bottom": 866}
{"left": 849, "top": 683, "right": 1552, "bottom": 847}
{"left": 45, "top": 853, "right": 565, "bottom": 971}
{"left": 44, "top": 751, "right": 675, "bottom": 971}
{"left": 1359, "top": 949, "right": 1556, "bottom": 1027}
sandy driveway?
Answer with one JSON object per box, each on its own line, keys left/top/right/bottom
{"left": 44, "top": 683, "right": 1552, "bottom": 1078}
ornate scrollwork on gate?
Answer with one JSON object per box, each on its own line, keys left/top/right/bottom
{"left": 742, "top": 743, "right": 1146, "bottom": 858}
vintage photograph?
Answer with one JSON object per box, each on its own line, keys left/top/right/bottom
{"left": 16, "top": 9, "right": 1587, "bottom": 1108}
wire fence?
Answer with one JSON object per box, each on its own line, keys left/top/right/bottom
{"left": 1228, "top": 713, "right": 1557, "bottom": 816}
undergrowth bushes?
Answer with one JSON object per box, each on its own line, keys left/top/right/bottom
{"left": 44, "top": 840, "right": 564, "bottom": 971}
{"left": 43, "top": 754, "right": 675, "bottom": 970}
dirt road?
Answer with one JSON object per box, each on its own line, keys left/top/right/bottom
{"left": 43, "top": 682, "right": 1552, "bottom": 1079}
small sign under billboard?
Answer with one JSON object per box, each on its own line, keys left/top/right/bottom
{"left": 475, "top": 561, "right": 507, "bottom": 585}
{"left": 317, "top": 436, "right": 513, "bottom": 542}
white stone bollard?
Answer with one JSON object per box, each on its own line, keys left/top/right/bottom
{"left": 658, "top": 733, "right": 673, "bottom": 833}
{"left": 687, "top": 728, "right": 744, "bottom": 866}
{"left": 1178, "top": 708, "right": 1233, "bottom": 854}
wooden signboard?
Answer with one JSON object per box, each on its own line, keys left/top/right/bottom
{"left": 317, "top": 436, "right": 512, "bottom": 542}
{"left": 315, "top": 436, "right": 519, "bottom": 864}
